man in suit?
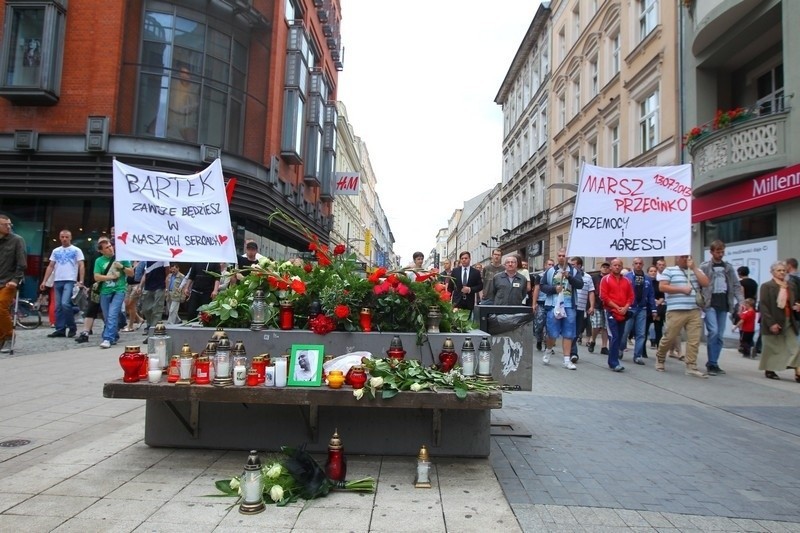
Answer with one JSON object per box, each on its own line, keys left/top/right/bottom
{"left": 451, "top": 251, "right": 482, "bottom": 319}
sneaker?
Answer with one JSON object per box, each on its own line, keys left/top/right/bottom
{"left": 570, "top": 354, "right": 579, "bottom": 364}
{"left": 74, "top": 332, "right": 89, "bottom": 344}
{"left": 543, "top": 349, "right": 554, "bottom": 365}
{"left": 67, "top": 329, "right": 77, "bottom": 338}
{"left": 612, "top": 365, "right": 625, "bottom": 372}
{"left": 0, "top": 339, "right": 10, "bottom": 354}
{"left": 587, "top": 341, "right": 595, "bottom": 353}
{"left": 712, "top": 365, "right": 726, "bottom": 375}
{"left": 99, "top": 340, "right": 111, "bottom": 349}
{"left": 706, "top": 366, "right": 718, "bottom": 376}
{"left": 47, "top": 330, "right": 66, "bottom": 338}
{"left": 563, "top": 360, "right": 577, "bottom": 370}
{"left": 685, "top": 368, "right": 708, "bottom": 379}
{"left": 536, "top": 341, "right": 542, "bottom": 351}
{"left": 600, "top": 347, "right": 609, "bottom": 355}
{"left": 634, "top": 358, "right": 645, "bottom": 365}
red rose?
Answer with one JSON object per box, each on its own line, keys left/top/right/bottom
{"left": 440, "top": 291, "right": 452, "bottom": 302}
{"left": 308, "top": 242, "right": 318, "bottom": 251}
{"left": 334, "top": 304, "right": 350, "bottom": 319}
{"left": 303, "top": 263, "right": 313, "bottom": 273}
{"left": 387, "top": 274, "right": 399, "bottom": 286}
{"left": 309, "top": 314, "right": 336, "bottom": 335}
{"left": 291, "top": 278, "right": 306, "bottom": 294}
{"left": 374, "top": 281, "right": 390, "bottom": 295}
{"left": 396, "top": 283, "right": 410, "bottom": 296}
{"left": 333, "top": 244, "right": 346, "bottom": 255}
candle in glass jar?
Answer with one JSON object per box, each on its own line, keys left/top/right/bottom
{"left": 265, "top": 365, "right": 275, "bottom": 387}
{"left": 462, "top": 359, "right": 475, "bottom": 377}
{"left": 217, "top": 360, "right": 230, "bottom": 378}
{"left": 274, "top": 358, "right": 287, "bottom": 387}
{"left": 478, "top": 355, "right": 491, "bottom": 375}
{"left": 233, "top": 363, "right": 247, "bottom": 386}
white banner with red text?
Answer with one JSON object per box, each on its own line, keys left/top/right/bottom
{"left": 112, "top": 158, "right": 237, "bottom": 263}
{"left": 567, "top": 163, "right": 693, "bottom": 257}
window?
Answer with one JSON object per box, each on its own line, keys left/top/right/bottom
{"left": 639, "top": 0, "right": 658, "bottom": 40}
{"left": 572, "top": 4, "right": 581, "bottom": 40}
{"left": 588, "top": 57, "right": 598, "bottom": 98}
{"left": 588, "top": 139, "right": 597, "bottom": 165}
{"left": 609, "top": 124, "right": 620, "bottom": 166}
{"left": 557, "top": 92, "right": 566, "bottom": 130}
{"left": 531, "top": 119, "right": 538, "bottom": 152}
{"left": 757, "top": 64, "right": 784, "bottom": 115}
{"left": 610, "top": 32, "right": 620, "bottom": 77}
{"left": 540, "top": 106, "right": 547, "bottom": 146}
{"left": 571, "top": 72, "right": 581, "bottom": 116}
{"left": 0, "top": 0, "right": 67, "bottom": 104}
{"left": 558, "top": 27, "right": 566, "bottom": 62}
{"left": 639, "top": 90, "right": 659, "bottom": 152}
{"left": 136, "top": 5, "right": 248, "bottom": 153}
{"left": 571, "top": 152, "right": 581, "bottom": 183}
{"left": 538, "top": 172, "right": 546, "bottom": 212}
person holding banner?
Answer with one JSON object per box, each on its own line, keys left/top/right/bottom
{"left": 599, "top": 258, "right": 633, "bottom": 372}
{"left": 622, "top": 257, "right": 657, "bottom": 366}
{"left": 654, "top": 255, "right": 710, "bottom": 378}
{"left": 540, "top": 248, "right": 584, "bottom": 370}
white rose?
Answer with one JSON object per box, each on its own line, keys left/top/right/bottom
{"left": 269, "top": 484, "right": 284, "bottom": 502}
{"left": 369, "top": 376, "right": 384, "bottom": 389}
{"left": 410, "top": 383, "right": 422, "bottom": 392}
{"left": 229, "top": 477, "right": 240, "bottom": 493}
{"left": 353, "top": 388, "right": 364, "bottom": 400}
{"left": 265, "top": 463, "right": 282, "bottom": 479}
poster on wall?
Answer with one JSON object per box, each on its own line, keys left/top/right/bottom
{"left": 704, "top": 239, "right": 776, "bottom": 341}
{"left": 112, "top": 159, "right": 237, "bottom": 263}
{"left": 567, "top": 163, "right": 693, "bottom": 257}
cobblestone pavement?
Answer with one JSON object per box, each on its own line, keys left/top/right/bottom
{"left": 4, "top": 327, "right": 800, "bottom": 531}
{"left": 493, "top": 341, "right": 800, "bottom": 532}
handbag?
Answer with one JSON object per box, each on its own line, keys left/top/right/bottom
{"left": 684, "top": 269, "right": 705, "bottom": 308}
{"left": 553, "top": 292, "right": 567, "bottom": 319}
{"left": 91, "top": 256, "right": 115, "bottom": 303}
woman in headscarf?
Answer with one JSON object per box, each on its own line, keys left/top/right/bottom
{"left": 758, "top": 260, "right": 800, "bottom": 381}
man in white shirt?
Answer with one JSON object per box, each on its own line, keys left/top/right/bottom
{"left": 40, "top": 229, "right": 85, "bottom": 338}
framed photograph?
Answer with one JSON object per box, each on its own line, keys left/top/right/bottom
{"left": 288, "top": 344, "right": 325, "bottom": 387}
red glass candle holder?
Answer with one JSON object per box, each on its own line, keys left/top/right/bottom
{"left": 279, "top": 301, "right": 294, "bottom": 330}
{"left": 348, "top": 365, "right": 367, "bottom": 390}
{"left": 195, "top": 356, "right": 211, "bottom": 385}
{"left": 120, "top": 346, "right": 146, "bottom": 383}
{"left": 359, "top": 308, "right": 373, "bottom": 332}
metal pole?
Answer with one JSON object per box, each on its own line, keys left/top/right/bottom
{"left": 346, "top": 222, "right": 350, "bottom": 253}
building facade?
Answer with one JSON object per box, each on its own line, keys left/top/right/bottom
{"left": 684, "top": 0, "right": 799, "bottom": 267}
{"left": 0, "top": 0, "right": 344, "bottom": 296}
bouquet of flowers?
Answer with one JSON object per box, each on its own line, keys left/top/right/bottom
{"left": 213, "top": 445, "right": 375, "bottom": 507}
{"left": 357, "top": 357, "right": 499, "bottom": 400}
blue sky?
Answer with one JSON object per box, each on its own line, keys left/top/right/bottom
{"left": 337, "top": 0, "right": 541, "bottom": 265}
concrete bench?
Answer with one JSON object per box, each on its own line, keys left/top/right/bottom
{"left": 103, "top": 380, "right": 502, "bottom": 457}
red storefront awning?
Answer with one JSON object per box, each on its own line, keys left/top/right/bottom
{"left": 692, "top": 162, "right": 800, "bottom": 223}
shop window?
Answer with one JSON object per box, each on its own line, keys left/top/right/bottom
{"left": 703, "top": 208, "right": 776, "bottom": 245}
{"left": 0, "top": 0, "right": 67, "bottom": 105}
{"left": 135, "top": 5, "right": 248, "bottom": 153}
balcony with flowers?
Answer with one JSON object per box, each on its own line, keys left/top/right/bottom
{"left": 686, "top": 98, "right": 792, "bottom": 195}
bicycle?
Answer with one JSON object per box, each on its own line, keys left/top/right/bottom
{"left": 12, "top": 294, "right": 43, "bottom": 329}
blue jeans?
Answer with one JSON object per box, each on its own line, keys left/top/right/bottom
{"left": 53, "top": 280, "right": 76, "bottom": 332}
{"left": 704, "top": 307, "right": 727, "bottom": 367}
{"left": 100, "top": 291, "right": 125, "bottom": 343}
{"left": 622, "top": 307, "right": 647, "bottom": 359}
{"left": 605, "top": 311, "right": 625, "bottom": 368}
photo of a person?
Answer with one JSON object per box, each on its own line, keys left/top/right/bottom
{"left": 293, "top": 349, "right": 317, "bottom": 382}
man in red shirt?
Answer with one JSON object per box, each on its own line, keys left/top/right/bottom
{"left": 599, "top": 258, "right": 634, "bottom": 372}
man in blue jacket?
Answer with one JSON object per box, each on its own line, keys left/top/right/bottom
{"left": 623, "top": 257, "right": 657, "bottom": 365}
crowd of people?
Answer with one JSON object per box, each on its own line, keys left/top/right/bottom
{"left": 431, "top": 240, "right": 800, "bottom": 381}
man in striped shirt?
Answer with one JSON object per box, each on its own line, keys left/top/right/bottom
{"left": 654, "top": 255, "right": 710, "bottom": 378}
{"left": 569, "top": 256, "right": 595, "bottom": 364}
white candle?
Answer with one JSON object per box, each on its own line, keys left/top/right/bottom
{"left": 274, "top": 358, "right": 287, "bottom": 387}
{"left": 416, "top": 462, "right": 430, "bottom": 483}
{"left": 148, "top": 370, "right": 162, "bottom": 383}
{"left": 478, "top": 357, "right": 491, "bottom": 375}
{"left": 217, "top": 360, "right": 230, "bottom": 378}
{"left": 265, "top": 366, "right": 275, "bottom": 387}
{"left": 462, "top": 360, "right": 475, "bottom": 377}
{"left": 155, "top": 344, "right": 167, "bottom": 368}
{"left": 148, "top": 356, "right": 161, "bottom": 371}
{"left": 233, "top": 364, "right": 246, "bottom": 386}
{"left": 179, "top": 358, "right": 192, "bottom": 380}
